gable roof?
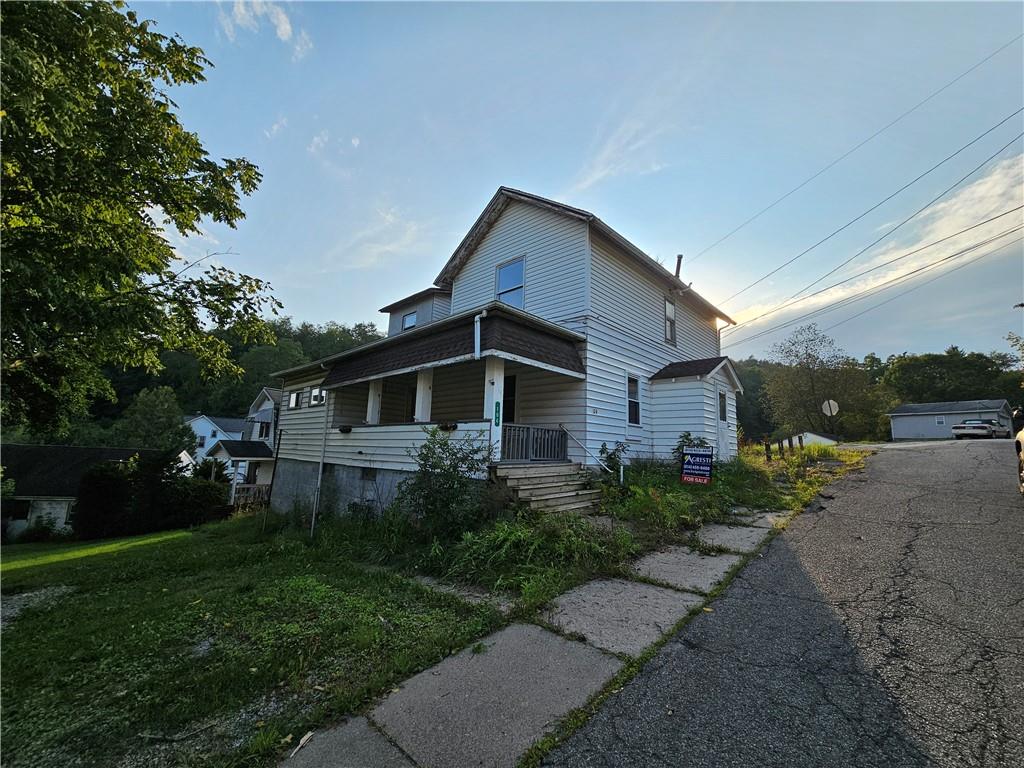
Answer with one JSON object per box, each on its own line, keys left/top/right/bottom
{"left": 1, "top": 444, "right": 158, "bottom": 498}
{"left": 379, "top": 287, "right": 451, "bottom": 314}
{"left": 248, "top": 387, "right": 282, "bottom": 415}
{"left": 207, "top": 440, "right": 275, "bottom": 460}
{"left": 185, "top": 414, "right": 248, "bottom": 435}
{"left": 650, "top": 356, "right": 743, "bottom": 393}
{"left": 889, "top": 399, "right": 1010, "bottom": 416}
{"left": 433, "top": 187, "right": 734, "bottom": 325}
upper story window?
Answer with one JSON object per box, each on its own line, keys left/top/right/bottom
{"left": 665, "top": 299, "right": 676, "bottom": 344}
{"left": 288, "top": 391, "right": 301, "bottom": 409}
{"left": 401, "top": 311, "right": 417, "bottom": 331}
{"left": 309, "top": 387, "right": 326, "bottom": 407}
{"left": 197, "top": 435, "right": 206, "bottom": 448}
{"left": 496, "top": 257, "right": 525, "bottom": 309}
{"left": 258, "top": 422, "right": 271, "bottom": 439}
{"left": 627, "top": 376, "right": 641, "bottom": 426}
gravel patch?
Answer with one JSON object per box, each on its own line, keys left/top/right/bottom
{"left": 1, "top": 586, "right": 75, "bottom": 630}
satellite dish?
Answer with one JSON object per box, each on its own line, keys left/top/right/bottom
{"left": 822, "top": 400, "right": 840, "bottom": 417}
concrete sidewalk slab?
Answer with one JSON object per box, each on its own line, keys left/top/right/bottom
{"left": 544, "top": 579, "right": 702, "bottom": 656}
{"left": 371, "top": 623, "right": 621, "bottom": 768}
{"left": 743, "top": 512, "right": 789, "bottom": 529}
{"left": 633, "top": 547, "right": 741, "bottom": 594}
{"left": 413, "top": 574, "right": 513, "bottom": 614}
{"left": 280, "top": 717, "right": 412, "bottom": 768}
{"left": 698, "top": 523, "right": 769, "bottom": 553}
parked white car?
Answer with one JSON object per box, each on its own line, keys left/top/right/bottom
{"left": 952, "top": 419, "right": 1010, "bottom": 439}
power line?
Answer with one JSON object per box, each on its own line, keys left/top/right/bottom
{"left": 821, "top": 239, "right": 1020, "bottom": 333}
{"left": 720, "top": 108, "right": 1024, "bottom": 304}
{"left": 721, "top": 205, "right": 1024, "bottom": 335}
{"left": 688, "top": 33, "right": 1024, "bottom": 264}
{"left": 721, "top": 229, "right": 1023, "bottom": 348}
{"left": 786, "top": 131, "right": 1024, "bottom": 301}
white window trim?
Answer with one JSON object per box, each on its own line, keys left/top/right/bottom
{"left": 935, "top": 415, "right": 945, "bottom": 426}
{"left": 401, "top": 311, "right": 417, "bottom": 331}
{"left": 495, "top": 255, "right": 526, "bottom": 309}
{"left": 665, "top": 298, "right": 676, "bottom": 345}
{"left": 626, "top": 374, "right": 641, "bottom": 427}
{"left": 287, "top": 391, "right": 301, "bottom": 409}
{"left": 309, "top": 387, "right": 326, "bottom": 407}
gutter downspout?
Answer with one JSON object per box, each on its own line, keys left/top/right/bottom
{"left": 474, "top": 309, "right": 488, "bottom": 359}
{"left": 310, "top": 363, "right": 332, "bottom": 538}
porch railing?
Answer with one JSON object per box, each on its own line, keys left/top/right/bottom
{"left": 501, "top": 424, "right": 568, "bottom": 462}
{"left": 233, "top": 484, "right": 271, "bottom": 505}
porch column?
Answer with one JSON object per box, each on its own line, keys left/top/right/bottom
{"left": 229, "top": 460, "right": 240, "bottom": 504}
{"left": 414, "top": 368, "right": 433, "bottom": 422}
{"left": 483, "top": 356, "right": 505, "bottom": 461}
{"left": 366, "top": 379, "right": 383, "bottom": 424}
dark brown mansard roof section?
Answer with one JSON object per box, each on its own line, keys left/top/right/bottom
{"left": 322, "top": 313, "right": 584, "bottom": 388}
{"left": 650, "top": 356, "right": 729, "bottom": 380}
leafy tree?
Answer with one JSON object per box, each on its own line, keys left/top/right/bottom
{"left": 882, "top": 347, "right": 1021, "bottom": 405}
{"left": 1, "top": 1, "right": 280, "bottom": 435}
{"left": 733, "top": 358, "right": 777, "bottom": 440}
{"left": 762, "top": 325, "right": 883, "bottom": 439}
{"left": 111, "top": 387, "right": 196, "bottom": 454}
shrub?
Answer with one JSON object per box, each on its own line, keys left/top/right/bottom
{"left": 74, "top": 462, "right": 134, "bottom": 540}
{"left": 17, "top": 514, "right": 72, "bottom": 543}
{"left": 193, "top": 458, "right": 229, "bottom": 484}
{"left": 390, "top": 427, "right": 492, "bottom": 540}
{"left": 598, "top": 441, "right": 628, "bottom": 476}
{"left": 671, "top": 431, "right": 711, "bottom": 465}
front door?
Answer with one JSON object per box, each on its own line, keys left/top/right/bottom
{"left": 716, "top": 384, "right": 730, "bottom": 456}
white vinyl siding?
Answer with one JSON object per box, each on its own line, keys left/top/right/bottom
{"left": 650, "top": 369, "right": 738, "bottom": 460}
{"left": 450, "top": 201, "right": 588, "bottom": 326}
{"left": 590, "top": 236, "right": 719, "bottom": 359}
{"left": 324, "top": 422, "right": 493, "bottom": 473}
{"left": 277, "top": 374, "right": 330, "bottom": 462}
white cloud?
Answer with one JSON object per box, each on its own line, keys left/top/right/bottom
{"left": 217, "top": 1, "right": 312, "bottom": 61}
{"left": 307, "top": 129, "right": 329, "bottom": 154}
{"left": 292, "top": 29, "right": 313, "bottom": 61}
{"left": 325, "top": 206, "right": 422, "bottom": 271}
{"left": 264, "top": 116, "right": 288, "bottom": 139}
{"left": 351, "top": 137, "right": 361, "bottom": 149}
{"left": 571, "top": 116, "right": 671, "bottom": 194}
{"left": 727, "top": 155, "right": 1024, "bottom": 338}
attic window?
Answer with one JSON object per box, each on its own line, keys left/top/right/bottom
{"left": 402, "top": 311, "right": 417, "bottom": 331}
{"left": 665, "top": 299, "right": 676, "bottom": 344}
{"left": 309, "top": 387, "right": 326, "bottom": 406}
{"left": 496, "top": 257, "right": 524, "bottom": 309}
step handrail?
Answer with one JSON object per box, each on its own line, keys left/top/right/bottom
{"left": 558, "top": 423, "right": 613, "bottom": 475}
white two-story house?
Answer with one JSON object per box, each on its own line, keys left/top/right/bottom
{"left": 270, "top": 187, "right": 741, "bottom": 515}
{"left": 206, "top": 387, "right": 281, "bottom": 504}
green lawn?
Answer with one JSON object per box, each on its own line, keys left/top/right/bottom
{"left": 1, "top": 517, "right": 502, "bottom": 768}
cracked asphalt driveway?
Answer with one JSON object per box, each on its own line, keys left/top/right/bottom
{"left": 544, "top": 440, "right": 1024, "bottom": 768}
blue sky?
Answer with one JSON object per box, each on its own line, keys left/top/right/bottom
{"left": 146, "top": 1, "right": 1023, "bottom": 360}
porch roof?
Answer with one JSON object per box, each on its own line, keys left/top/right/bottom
{"left": 208, "top": 440, "right": 275, "bottom": 461}
{"left": 318, "top": 304, "right": 585, "bottom": 388}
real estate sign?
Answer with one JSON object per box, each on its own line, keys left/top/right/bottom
{"left": 680, "top": 445, "right": 713, "bottom": 485}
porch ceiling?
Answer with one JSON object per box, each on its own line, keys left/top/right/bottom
{"left": 321, "top": 308, "right": 585, "bottom": 389}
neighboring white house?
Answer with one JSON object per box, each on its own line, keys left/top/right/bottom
{"left": 888, "top": 399, "right": 1012, "bottom": 441}
{"left": 206, "top": 388, "right": 281, "bottom": 505}
{"left": 184, "top": 414, "right": 248, "bottom": 462}
{"left": 270, "top": 186, "right": 742, "bottom": 516}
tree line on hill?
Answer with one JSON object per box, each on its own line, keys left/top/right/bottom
{"left": 734, "top": 324, "right": 1024, "bottom": 442}
{"left": 4, "top": 318, "right": 383, "bottom": 451}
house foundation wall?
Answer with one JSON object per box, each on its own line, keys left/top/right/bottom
{"left": 270, "top": 457, "right": 413, "bottom": 517}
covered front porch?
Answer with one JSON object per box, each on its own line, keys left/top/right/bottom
{"left": 315, "top": 305, "right": 588, "bottom": 469}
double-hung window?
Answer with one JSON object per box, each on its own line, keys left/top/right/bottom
{"left": 627, "top": 376, "right": 641, "bottom": 426}
{"left": 719, "top": 392, "right": 728, "bottom": 421}
{"left": 401, "top": 311, "right": 417, "bottom": 331}
{"left": 309, "top": 387, "right": 326, "bottom": 407}
{"left": 496, "top": 257, "right": 525, "bottom": 309}
{"left": 258, "top": 422, "right": 271, "bottom": 439}
{"left": 665, "top": 299, "right": 676, "bottom": 344}
{"left": 935, "top": 415, "right": 945, "bottom": 426}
